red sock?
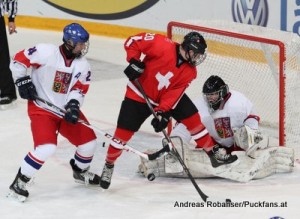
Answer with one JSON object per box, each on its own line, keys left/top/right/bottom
{"left": 105, "top": 128, "right": 134, "bottom": 164}
{"left": 181, "top": 113, "right": 216, "bottom": 151}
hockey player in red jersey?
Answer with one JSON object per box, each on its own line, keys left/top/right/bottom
{"left": 99, "top": 32, "right": 238, "bottom": 189}
{"left": 8, "top": 23, "right": 100, "bottom": 202}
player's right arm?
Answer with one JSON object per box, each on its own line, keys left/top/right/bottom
{"left": 10, "top": 44, "right": 53, "bottom": 80}
{"left": 124, "top": 32, "right": 160, "bottom": 62}
{"left": 10, "top": 44, "right": 54, "bottom": 100}
{"left": 123, "top": 33, "right": 165, "bottom": 81}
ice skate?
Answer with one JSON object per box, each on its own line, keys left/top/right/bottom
{"left": 0, "top": 97, "right": 17, "bottom": 110}
{"left": 99, "top": 162, "right": 114, "bottom": 189}
{"left": 207, "top": 145, "right": 238, "bottom": 168}
{"left": 70, "top": 159, "right": 100, "bottom": 186}
{"left": 7, "top": 168, "right": 31, "bottom": 202}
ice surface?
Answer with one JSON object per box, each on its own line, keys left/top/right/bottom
{"left": 0, "top": 28, "right": 299, "bottom": 219}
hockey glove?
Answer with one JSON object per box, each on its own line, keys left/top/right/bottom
{"left": 15, "top": 76, "right": 37, "bottom": 100}
{"left": 64, "top": 99, "right": 80, "bottom": 124}
{"left": 124, "top": 58, "right": 145, "bottom": 81}
{"left": 151, "top": 111, "right": 171, "bottom": 133}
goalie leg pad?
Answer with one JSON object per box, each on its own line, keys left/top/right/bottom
{"left": 220, "top": 146, "right": 294, "bottom": 182}
{"left": 138, "top": 136, "right": 240, "bottom": 179}
{"left": 163, "top": 136, "right": 184, "bottom": 174}
{"left": 138, "top": 137, "right": 186, "bottom": 178}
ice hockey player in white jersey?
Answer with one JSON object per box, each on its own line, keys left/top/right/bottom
{"left": 8, "top": 23, "right": 100, "bottom": 202}
{"left": 139, "top": 75, "right": 294, "bottom": 182}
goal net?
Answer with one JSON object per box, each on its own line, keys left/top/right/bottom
{"left": 167, "top": 20, "right": 300, "bottom": 159}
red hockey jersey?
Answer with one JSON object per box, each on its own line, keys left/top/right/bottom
{"left": 124, "top": 33, "right": 197, "bottom": 112}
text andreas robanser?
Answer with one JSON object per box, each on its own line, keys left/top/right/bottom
{"left": 174, "top": 200, "right": 288, "bottom": 208}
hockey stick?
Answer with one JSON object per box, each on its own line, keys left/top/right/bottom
{"left": 34, "top": 96, "right": 169, "bottom": 161}
{"left": 78, "top": 121, "right": 169, "bottom": 161}
{"left": 134, "top": 79, "right": 209, "bottom": 202}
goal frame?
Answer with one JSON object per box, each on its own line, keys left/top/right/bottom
{"left": 167, "top": 21, "right": 286, "bottom": 146}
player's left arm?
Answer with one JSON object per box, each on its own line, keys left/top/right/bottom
{"left": 124, "top": 32, "right": 160, "bottom": 62}
{"left": 233, "top": 97, "right": 262, "bottom": 152}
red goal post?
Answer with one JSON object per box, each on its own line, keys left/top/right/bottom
{"left": 167, "top": 21, "right": 300, "bottom": 158}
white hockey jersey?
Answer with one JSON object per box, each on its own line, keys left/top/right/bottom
{"left": 10, "top": 43, "right": 91, "bottom": 116}
{"left": 172, "top": 90, "right": 259, "bottom": 148}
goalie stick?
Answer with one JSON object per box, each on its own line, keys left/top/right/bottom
{"left": 34, "top": 96, "right": 169, "bottom": 161}
{"left": 134, "top": 79, "right": 210, "bottom": 202}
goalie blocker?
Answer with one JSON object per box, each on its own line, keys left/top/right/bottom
{"left": 138, "top": 136, "right": 294, "bottom": 183}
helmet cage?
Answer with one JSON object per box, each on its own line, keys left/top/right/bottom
{"left": 78, "top": 41, "right": 89, "bottom": 57}
{"left": 203, "top": 84, "right": 228, "bottom": 110}
{"left": 202, "top": 75, "right": 229, "bottom": 111}
{"left": 186, "top": 50, "right": 207, "bottom": 66}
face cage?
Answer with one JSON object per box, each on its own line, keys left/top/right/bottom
{"left": 203, "top": 89, "right": 223, "bottom": 111}
{"left": 187, "top": 50, "right": 207, "bottom": 66}
{"left": 66, "top": 40, "right": 89, "bottom": 58}
{"left": 79, "top": 40, "right": 89, "bottom": 57}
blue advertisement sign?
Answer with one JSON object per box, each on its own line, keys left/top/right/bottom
{"left": 232, "top": 0, "right": 300, "bottom": 35}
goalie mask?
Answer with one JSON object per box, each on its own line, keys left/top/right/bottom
{"left": 181, "top": 32, "right": 207, "bottom": 66}
{"left": 202, "top": 75, "right": 229, "bottom": 111}
{"left": 63, "top": 23, "right": 90, "bottom": 57}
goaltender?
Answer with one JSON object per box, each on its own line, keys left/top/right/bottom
{"left": 139, "top": 75, "right": 294, "bottom": 182}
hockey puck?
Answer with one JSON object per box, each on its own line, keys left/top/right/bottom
{"left": 147, "top": 173, "right": 156, "bottom": 181}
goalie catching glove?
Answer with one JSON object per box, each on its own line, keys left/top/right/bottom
{"left": 124, "top": 58, "right": 145, "bottom": 81}
{"left": 15, "top": 76, "right": 37, "bottom": 100}
{"left": 233, "top": 125, "right": 265, "bottom": 156}
{"left": 64, "top": 99, "right": 80, "bottom": 124}
{"left": 151, "top": 111, "right": 171, "bottom": 132}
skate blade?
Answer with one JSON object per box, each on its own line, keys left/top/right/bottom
{"left": 74, "top": 179, "right": 102, "bottom": 191}
{"left": 0, "top": 102, "right": 17, "bottom": 110}
{"left": 6, "top": 190, "right": 27, "bottom": 202}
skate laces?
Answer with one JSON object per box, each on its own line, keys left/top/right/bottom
{"left": 82, "top": 171, "right": 96, "bottom": 185}
{"left": 101, "top": 164, "right": 113, "bottom": 182}
{"left": 213, "top": 146, "right": 231, "bottom": 161}
{"left": 16, "top": 177, "right": 33, "bottom": 190}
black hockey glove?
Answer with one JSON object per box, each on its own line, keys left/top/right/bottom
{"left": 15, "top": 76, "right": 37, "bottom": 100}
{"left": 124, "top": 58, "right": 145, "bottom": 81}
{"left": 64, "top": 99, "right": 80, "bottom": 124}
{"left": 151, "top": 111, "right": 171, "bottom": 133}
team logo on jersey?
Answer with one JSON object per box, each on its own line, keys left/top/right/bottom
{"left": 42, "top": 0, "right": 159, "bottom": 20}
{"left": 53, "top": 71, "right": 72, "bottom": 93}
{"left": 155, "top": 72, "right": 174, "bottom": 90}
{"left": 232, "top": 0, "right": 268, "bottom": 26}
{"left": 214, "top": 117, "right": 233, "bottom": 138}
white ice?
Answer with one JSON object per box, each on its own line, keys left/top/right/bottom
{"left": 0, "top": 28, "right": 299, "bottom": 219}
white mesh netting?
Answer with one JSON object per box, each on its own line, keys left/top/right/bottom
{"left": 168, "top": 20, "right": 300, "bottom": 159}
